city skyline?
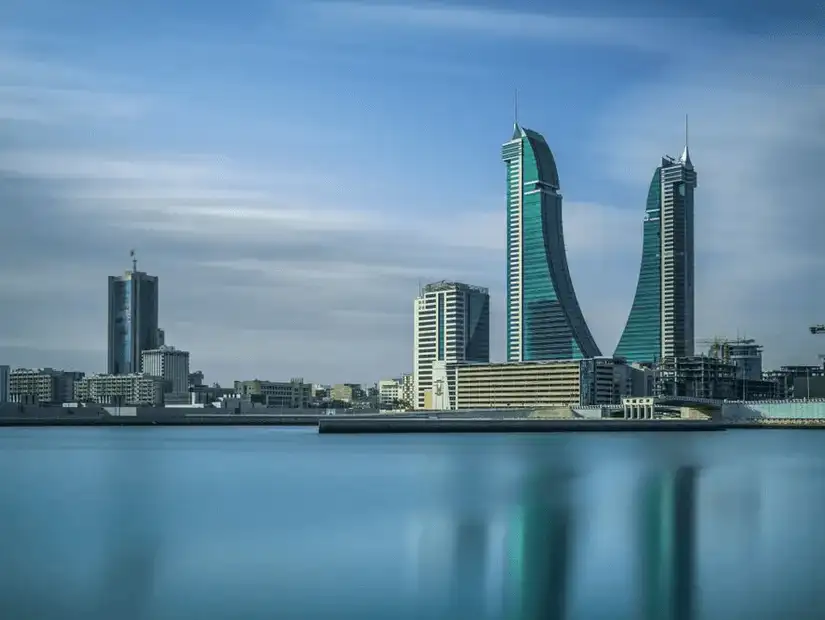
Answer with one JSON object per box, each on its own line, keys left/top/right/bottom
{"left": 0, "top": 0, "right": 822, "bottom": 384}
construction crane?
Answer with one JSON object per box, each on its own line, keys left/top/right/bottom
{"left": 810, "top": 325, "right": 825, "bottom": 335}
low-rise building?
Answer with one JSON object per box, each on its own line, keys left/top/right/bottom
{"left": 141, "top": 345, "right": 190, "bottom": 394}
{"left": 655, "top": 356, "right": 738, "bottom": 400}
{"left": 234, "top": 378, "right": 312, "bottom": 408}
{"left": 74, "top": 373, "right": 165, "bottom": 405}
{"left": 8, "top": 368, "right": 84, "bottom": 404}
{"left": 438, "top": 358, "right": 624, "bottom": 411}
{"left": 330, "top": 383, "right": 365, "bottom": 404}
{"left": 764, "top": 365, "right": 825, "bottom": 399}
{"left": 378, "top": 378, "right": 403, "bottom": 409}
{"left": 188, "top": 371, "right": 204, "bottom": 387}
{"left": 400, "top": 373, "right": 414, "bottom": 409}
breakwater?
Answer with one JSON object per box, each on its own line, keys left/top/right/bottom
{"left": 317, "top": 418, "right": 727, "bottom": 434}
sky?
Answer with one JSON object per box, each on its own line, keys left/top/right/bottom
{"left": 0, "top": 0, "right": 823, "bottom": 385}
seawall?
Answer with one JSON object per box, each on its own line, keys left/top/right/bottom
{"left": 0, "top": 415, "right": 323, "bottom": 426}
{"left": 317, "top": 418, "right": 727, "bottom": 434}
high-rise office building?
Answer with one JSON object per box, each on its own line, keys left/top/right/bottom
{"left": 502, "top": 123, "right": 601, "bottom": 362}
{"left": 107, "top": 254, "right": 159, "bottom": 375}
{"left": 413, "top": 281, "right": 489, "bottom": 410}
{"left": 615, "top": 125, "right": 697, "bottom": 364}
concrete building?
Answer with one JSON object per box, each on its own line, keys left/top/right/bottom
{"left": 378, "top": 378, "right": 403, "bottom": 409}
{"left": 452, "top": 358, "right": 622, "bottom": 410}
{"left": 0, "top": 365, "right": 8, "bottom": 403}
{"left": 8, "top": 368, "right": 84, "bottom": 404}
{"left": 615, "top": 122, "right": 697, "bottom": 364}
{"left": 502, "top": 123, "right": 601, "bottom": 362}
{"left": 330, "top": 383, "right": 364, "bottom": 404}
{"left": 400, "top": 373, "right": 414, "bottom": 410}
{"left": 414, "top": 281, "right": 490, "bottom": 410}
{"left": 108, "top": 255, "right": 160, "bottom": 375}
{"left": 141, "top": 345, "right": 190, "bottom": 393}
{"left": 764, "top": 365, "right": 824, "bottom": 399}
{"left": 234, "top": 378, "right": 312, "bottom": 408}
{"left": 188, "top": 371, "right": 204, "bottom": 387}
{"left": 655, "top": 356, "right": 736, "bottom": 400}
{"left": 74, "top": 373, "right": 165, "bottom": 405}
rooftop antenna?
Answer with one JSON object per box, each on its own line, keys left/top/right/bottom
{"left": 680, "top": 113, "right": 693, "bottom": 168}
{"left": 514, "top": 88, "right": 519, "bottom": 126}
{"left": 130, "top": 249, "right": 137, "bottom": 273}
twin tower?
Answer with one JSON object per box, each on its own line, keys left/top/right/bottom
{"left": 502, "top": 122, "right": 697, "bottom": 365}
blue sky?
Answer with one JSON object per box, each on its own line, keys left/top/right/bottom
{"left": 0, "top": 0, "right": 823, "bottom": 384}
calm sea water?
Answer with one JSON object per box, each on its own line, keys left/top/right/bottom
{"left": 1, "top": 427, "right": 825, "bottom": 620}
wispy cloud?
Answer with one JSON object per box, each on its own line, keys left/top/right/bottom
{"left": 0, "top": 47, "right": 150, "bottom": 123}
{"left": 304, "top": 1, "right": 714, "bottom": 51}
{"left": 0, "top": 85, "right": 148, "bottom": 122}
{"left": 1, "top": 9, "right": 821, "bottom": 382}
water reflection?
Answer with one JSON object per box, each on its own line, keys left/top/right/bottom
{"left": 638, "top": 466, "right": 697, "bottom": 620}
{"left": 504, "top": 470, "right": 573, "bottom": 620}
{"left": 2, "top": 429, "right": 825, "bottom": 619}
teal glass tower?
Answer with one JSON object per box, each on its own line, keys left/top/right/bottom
{"left": 502, "top": 124, "right": 601, "bottom": 362}
{"left": 615, "top": 121, "right": 697, "bottom": 364}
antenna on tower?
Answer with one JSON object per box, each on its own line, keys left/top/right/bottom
{"left": 129, "top": 249, "right": 137, "bottom": 273}
{"left": 679, "top": 113, "right": 693, "bottom": 168}
{"left": 514, "top": 88, "right": 519, "bottom": 126}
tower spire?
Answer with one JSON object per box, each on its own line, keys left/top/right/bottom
{"left": 514, "top": 88, "right": 519, "bottom": 126}
{"left": 130, "top": 249, "right": 137, "bottom": 273}
{"left": 680, "top": 114, "right": 693, "bottom": 168}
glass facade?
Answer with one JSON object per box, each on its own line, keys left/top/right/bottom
{"left": 437, "top": 293, "right": 445, "bottom": 361}
{"left": 464, "top": 292, "right": 490, "bottom": 362}
{"left": 614, "top": 168, "right": 663, "bottom": 364}
{"left": 616, "top": 149, "right": 696, "bottom": 363}
{"left": 107, "top": 272, "right": 159, "bottom": 375}
{"left": 503, "top": 125, "right": 601, "bottom": 361}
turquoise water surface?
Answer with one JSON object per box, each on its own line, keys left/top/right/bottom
{"left": 1, "top": 427, "right": 825, "bottom": 620}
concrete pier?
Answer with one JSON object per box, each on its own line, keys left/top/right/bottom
{"left": 317, "top": 418, "right": 726, "bottom": 434}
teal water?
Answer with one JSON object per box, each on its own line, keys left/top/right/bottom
{"left": 1, "top": 428, "right": 825, "bottom": 620}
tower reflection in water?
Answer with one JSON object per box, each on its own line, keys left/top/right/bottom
{"left": 638, "top": 466, "right": 697, "bottom": 620}
{"left": 503, "top": 470, "right": 574, "bottom": 620}
{"left": 408, "top": 464, "right": 702, "bottom": 619}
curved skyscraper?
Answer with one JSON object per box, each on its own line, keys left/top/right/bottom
{"left": 615, "top": 127, "right": 697, "bottom": 364}
{"left": 502, "top": 124, "right": 601, "bottom": 361}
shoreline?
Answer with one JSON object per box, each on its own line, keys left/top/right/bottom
{"left": 316, "top": 418, "right": 729, "bottom": 433}
{"left": 2, "top": 417, "right": 825, "bottom": 431}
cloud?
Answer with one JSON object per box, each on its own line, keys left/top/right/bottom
{"left": 303, "top": 1, "right": 714, "bottom": 51}
{"left": 597, "top": 35, "right": 825, "bottom": 366}
{"left": 1, "top": 15, "right": 821, "bottom": 386}
{"left": 0, "top": 50, "right": 148, "bottom": 123}
{"left": 0, "top": 115, "right": 629, "bottom": 382}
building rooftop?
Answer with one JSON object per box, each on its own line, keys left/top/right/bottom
{"left": 422, "top": 281, "right": 489, "bottom": 295}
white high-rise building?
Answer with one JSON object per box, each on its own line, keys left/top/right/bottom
{"left": 660, "top": 140, "right": 697, "bottom": 359}
{"left": 413, "top": 281, "right": 490, "bottom": 410}
{"left": 140, "top": 345, "right": 190, "bottom": 394}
